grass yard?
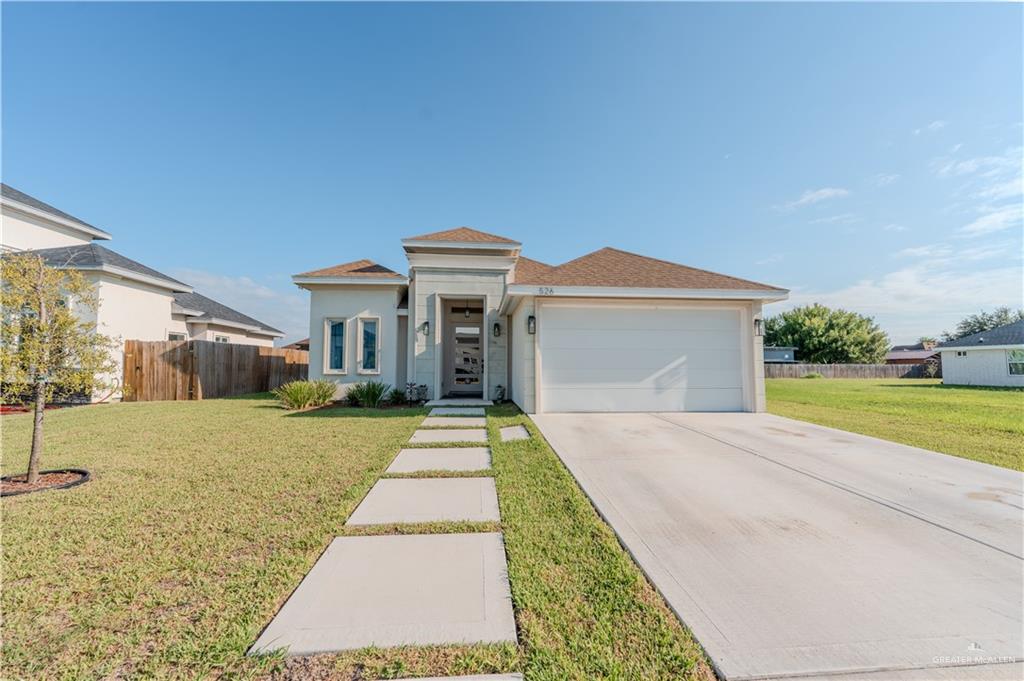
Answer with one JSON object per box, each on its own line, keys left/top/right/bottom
{"left": 766, "top": 379, "right": 1024, "bottom": 471}
{"left": 1, "top": 397, "right": 711, "bottom": 680}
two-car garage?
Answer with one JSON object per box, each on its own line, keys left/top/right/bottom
{"left": 535, "top": 301, "right": 751, "bottom": 413}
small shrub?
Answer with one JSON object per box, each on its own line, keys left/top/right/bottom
{"left": 347, "top": 380, "right": 390, "bottom": 408}
{"left": 273, "top": 380, "right": 336, "bottom": 410}
{"left": 386, "top": 387, "right": 407, "bottom": 405}
{"left": 802, "top": 372, "right": 824, "bottom": 379}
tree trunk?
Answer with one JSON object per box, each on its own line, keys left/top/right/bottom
{"left": 27, "top": 378, "right": 46, "bottom": 484}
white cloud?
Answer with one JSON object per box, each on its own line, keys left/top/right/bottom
{"left": 809, "top": 212, "right": 859, "bottom": 225}
{"left": 973, "top": 175, "right": 1022, "bottom": 201}
{"left": 913, "top": 120, "right": 947, "bottom": 135}
{"left": 170, "top": 268, "right": 309, "bottom": 344}
{"left": 778, "top": 187, "right": 850, "bottom": 210}
{"left": 755, "top": 253, "right": 784, "bottom": 265}
{"left": 869, "top": 173, "right": 901, "bottom": 187}
{"left": 931, "top": 146, "right": 1020, "bottom": 178}
{"left": 882, "top": 223, "right": 907, "bottom": 232}
{"left": 896, "top": 243, "right": 953, "bottom": 259}
{"left": 959, "top": 204, "right": 1023, "bottom": 236}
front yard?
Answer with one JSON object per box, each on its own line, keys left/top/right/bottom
{"left": 766, "top": 378, "right": 1023, "bottom": 471}
{"left": 1, "top": 397, "right": 711, "bottom": 680}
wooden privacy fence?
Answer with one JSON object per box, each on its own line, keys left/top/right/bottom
{"left": 764, "top": 363, "right": 937, "bottom": 379}
{"left": 123, "top": 340, "right": 309, "bottom": 401}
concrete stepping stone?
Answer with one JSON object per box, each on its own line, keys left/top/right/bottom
{"left": 422, "top": 416, "right": 487, "bottom": 427}
{"left": 249, "top": 533, "right": 517, "bottom": 655}
{"left": 346, "top": 478, "right": 500, "bottom": 525}
{"left": 411, "top": 429, "right": 487, "bottom": 444}
{"left": 499, "top": 425, "right": 530, "bottom": 442}
{"left": 429, "top": 407, "right": 486, "bottom": 417}
{"left": 425, "top": 398, "right": 493, "bottom": 407}
{"left": 387, "top": 447, "right": 491, "bottom": 473}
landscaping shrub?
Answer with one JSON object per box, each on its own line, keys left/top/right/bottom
{"left": 802, "top": 372, "right": 824, "bottom": 379}
{"left": 347, "top": 380, "right": 390, "bottom": 408}
{"left": 272, "top": 380, "right": 336, "bottom": 409}
{"left": 386, "top": 387, "right": 407, "bottom": 405}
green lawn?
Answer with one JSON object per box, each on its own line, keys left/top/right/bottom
{"left": 1, "top": 397, "right": 711, "bottom": 680}
{"left": 766, "top": 379, "right": 1024, "bottom": 471}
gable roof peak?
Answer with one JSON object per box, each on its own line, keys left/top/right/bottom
{"left": 294, "top": 258, "right": 406, "bottom": 280}
{"left": 403, "top": 226, "right": 520, "bottom": 245}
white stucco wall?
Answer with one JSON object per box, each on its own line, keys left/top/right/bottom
{"left": 306, "top": 284, "right": 403, "bottom": 397}
{"left": 509, "top": 297, "right": 536, "bottom": 413}
{"left": 409, "top": 269, "right": 508, "bottom": 401}
{"left": 940, "top": 348, "right": 1024, "bottom": 387}
{"left": 1, "top": 206, "right": 94, "bottom": 250}
{"left": 188, "top": 322, "right": 275, "bottom": 347}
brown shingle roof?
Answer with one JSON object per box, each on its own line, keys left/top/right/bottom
{"left": 512, "top": 256, "right": 555, "bottom": 282}
{"left": 403, "top": 227, "right": 519, "bottom": 244}
{"left": 513, "top": 247, "right": 781, "bottom": 291}
{"left": 296, "top": 259, "right": 405, "bottom": 279}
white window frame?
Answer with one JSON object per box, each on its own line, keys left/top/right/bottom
{"left": 323, "top": 318, "right": 348, "bottom": 375}
{"left": 168, "top": 332, "right": 186, "bottom": 341}
{"left": 1007, "top": 349, "right": 1024, "bottom": 376}
{"left": 214, "top": 335, "right": 230, "bottom": 343}
{"left": 357, "top": 316, "right": 382, "bottom": 375}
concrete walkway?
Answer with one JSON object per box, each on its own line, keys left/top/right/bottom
{"left": 532, "top": 412, "right": 1023, "bottom": 681}
{"left": 252, "top": 406, "right": 516, "bottom": 658}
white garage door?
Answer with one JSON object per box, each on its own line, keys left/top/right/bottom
{"left": 539, "top": 304, "right": 745, "bottom": 412}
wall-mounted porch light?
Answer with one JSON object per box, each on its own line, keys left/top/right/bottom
{"left": 753, "top": 318, "right": 764, "bottom": 337}
{"left": 493, "top": 322, "right": 501, "bottom": 338}
{"left": 527, "top": 315, "right": 536, "bottom": 335}
{"left": 422, "top": 320, "right": 430, "bottom": 337}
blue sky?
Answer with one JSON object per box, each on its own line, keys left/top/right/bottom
{"left": 3, "top": 2, "right": 1021, "bottom": 344}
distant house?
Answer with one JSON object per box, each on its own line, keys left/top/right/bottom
{"left": 937, "top": 321, "right": 1024, "bottom": 387}
{"left": 283, "top": 338, "right": 310, "bottom": 351}
{"left": 763, "top": 346, "right": 797, "bottom": 363}
{"left": 885, "top": 340, "right": 939, "bottom": 365}
{"left": 1, "top": 184, "right": 283, "bottom": 397}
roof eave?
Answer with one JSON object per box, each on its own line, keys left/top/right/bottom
{"left": 62, "top": 263, "right": 192, "bottom": 293}
{"left": 190, "top": 316, "right": 284, "bottom": 337}
{"left": 401, "top": 238, "right": 521, "bottom": 251}
{"left": 1, "top": 197, "right": 113, "bottom": 241}
{"left": 292, "top": 275, "right": 408, "bottom": 287}
{"left": 504, "top": 283, "right": 789, "bottom": 301}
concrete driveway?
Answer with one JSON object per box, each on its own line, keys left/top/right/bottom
{"left": 531, "top": 412, "right": 1023, "bottom": 681}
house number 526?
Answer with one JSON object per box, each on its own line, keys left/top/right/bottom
{"left": 537, "top": 287, "right": 554, "bottom": 295}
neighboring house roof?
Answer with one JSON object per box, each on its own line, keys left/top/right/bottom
{"left": 172, "top": 291, "right": 283, "bottom": 336}
{"left": 512, "top": 247, "right": 780, "bottom": 291}
{"left": 885, "top": 349, "right": 939, "bottom": 362}
{"left": 29, "top": 243, "right": 190, "bottom": 292}
{"left": 1, "top": 183, "right": 112, "bottom": 240}
{"left": 938, "top": 320, "right": 1024, "bottom": 349}
{"left": 284, "top": 337, "right": 310, "bottom": 350}
{"left": 403, "top": 227, "right": 519, "bottom": 244}
{"left": 295, "top": 259, "right": 406, "bottom": 280}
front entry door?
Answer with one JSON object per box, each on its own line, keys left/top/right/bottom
{"left": 451, "top": 325, "right": 483, "bottom": 394}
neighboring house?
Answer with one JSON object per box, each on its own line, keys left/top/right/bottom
{"left": 885, "top": 340, "right": 939, "bottom": 365}
{"left": 937, "top": 321, "right": 1024, "bottom": 387}
{"left": 1, "top": 184, "right": 283, "bottom": 395}
{"left": 283, "top": 338, "right": 310, "bottom": 351}
{"left": 293, "top": 227, "right": 788, "bottom": 413}
{"left": 764, "top": 346, "right": 797, "bottom": 363}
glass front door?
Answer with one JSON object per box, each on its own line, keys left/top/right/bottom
{"left": 451, "top": 325, "right": 482, "bottom": 393}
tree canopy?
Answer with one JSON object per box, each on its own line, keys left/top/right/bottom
{"left": 942, "top": 307, "right": 1024, "bottom": 341}
{"left": 764, "top": 304, "right": 890, "bottom": 364}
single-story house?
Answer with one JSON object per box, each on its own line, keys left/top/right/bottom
{"left": 937, "top": 321, "right": 1024, "bottom": 387}
{"left": 283, "top": 338, "right": 311, "bottom": 351}
{"left": 764, "top": 346, "right": 797, "bottom": 363}
{"left": 885, "top": 341, "right": 939, "bottom": 365}
{"left": 1, "top": 183, "right": 283, "bottom": 396}
{"left": 293, "top": 227, "right": 788, "bottom": 413}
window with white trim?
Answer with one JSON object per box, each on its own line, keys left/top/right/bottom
{"left": 214, "top": 335, "right": 230, "bottom": 343}
{"left": 324, "top": 318, "right": 346, "bottom": 373}
{"left": 168, "top": 332, "right": 186, "bottom": 341}
{"left": 1008, "top": 349, "right": 1024, "bottom": 376}
{"left": 358, "top": 317, "right": 380, "bottom": 374}
{"left": 956, "top": 350, "right": 967, "bottom": 357}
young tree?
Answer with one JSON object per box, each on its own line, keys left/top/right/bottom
{"left": 1, "top": 253, "right": 117, "bottom": 483}
{"left": 942, "top": 307, "right": 1024, "bottom": 341}
{"left": 765, "top": 303, "right": 890, "bottom": 364}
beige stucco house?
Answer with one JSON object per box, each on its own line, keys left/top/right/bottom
{"left": 1, "top": 184, "right": 283, "bottom": 395}
{"left": 294, "top": 227, "right": 788, "bottom": 413}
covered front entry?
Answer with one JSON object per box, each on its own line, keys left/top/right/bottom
{"left": 441, "top": 298, "right": 485, "bottom": 397}
{"left": 538, "top": 301, "right": 747, "bottom": 412}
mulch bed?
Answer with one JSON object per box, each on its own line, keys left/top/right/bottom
{"left": 1, "top": 469, "right": 90, "bottom": 497}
